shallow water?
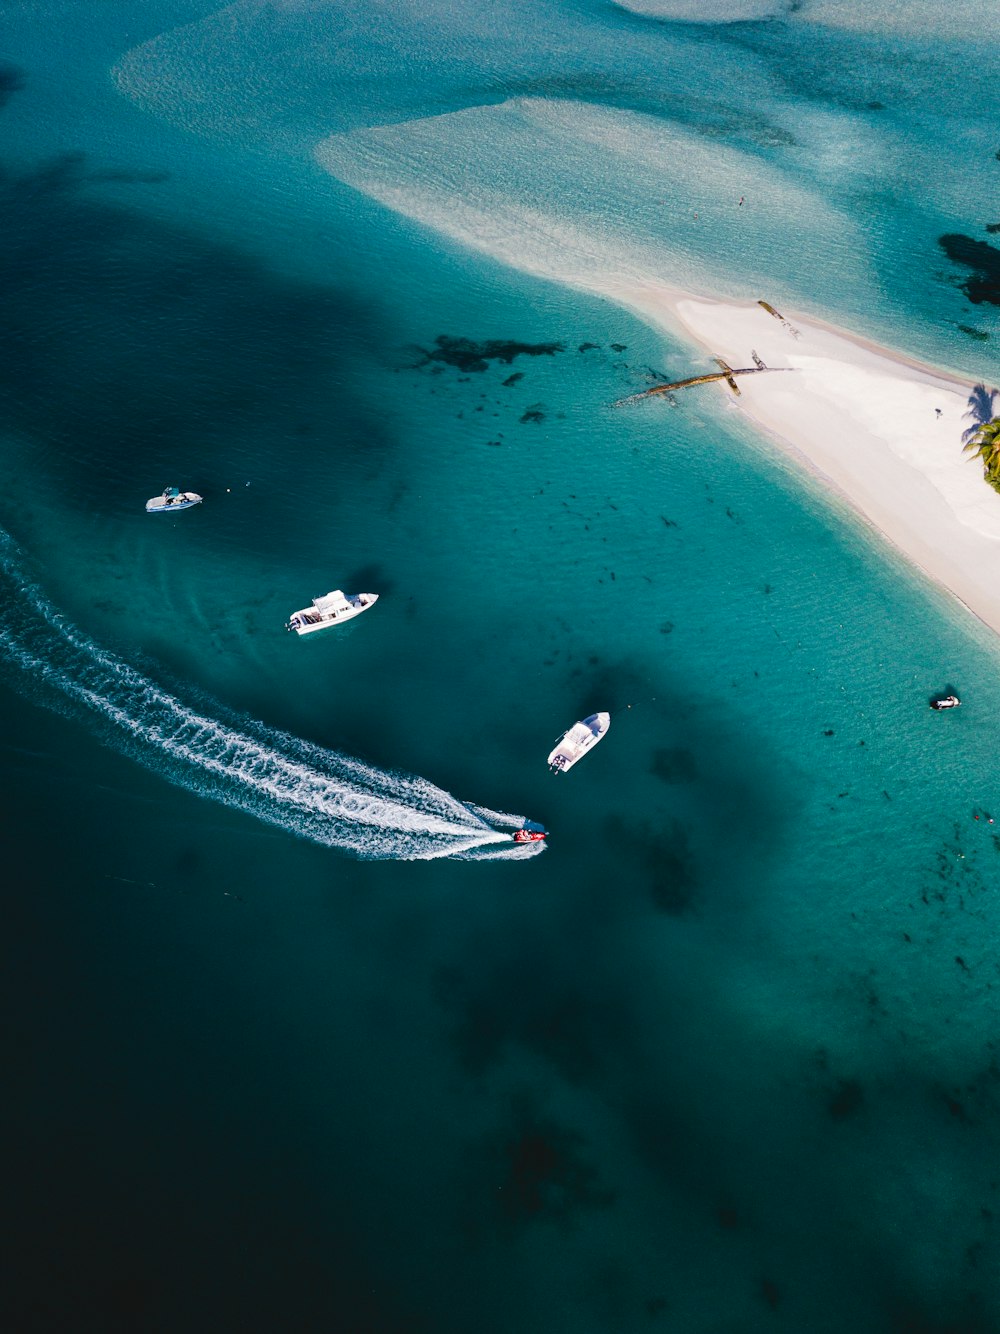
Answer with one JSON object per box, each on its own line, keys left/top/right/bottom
{"left": 3, "top": 2, "right": 1000, "bottom": 1331}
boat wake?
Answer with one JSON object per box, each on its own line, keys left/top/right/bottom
{"left": 0, "top": 533, "right": 542, "bottom": 862}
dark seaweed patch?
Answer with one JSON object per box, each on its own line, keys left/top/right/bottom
{"left": 959, "top": 325, "right": 991, "bottom": 341}
{"left": 411, "top": 335, "right": 564, "bottom": 373}
{"left": 605, "top": 814, "right": 698, "bottom": 915}
{"left": 172, "top": 847, "right": 201, "bottom": 877}
{"left": 578, "top": 342, "right": 600, "bottom": 353}
{"left": 501, "top": 371, "right": 524, "bottom": 387}
{"left": 0, "top": 62, "right": 25, "bottom": 109}
{"left": 432, "top": 963, "right": 607, "bottom": 1085}
{"left": 939, "top": 233, "right": 1000, "bottom": 306}
{"left": 650, "top": 747, "right": 698, "bottom": 785}
{"left": 520, "top": 405, "right": 545, "bottom": 424}
{"left": 468, "top": 1100, "right": 615, "bottom": 1234}
{"left": 828, "top": 1078, "right": 864, "bottom": 1121}
{"left": 760, "top": 1278, "right": 781, "bottom": 1310}
{"left": 987, "top": 223, "right": 1000, "bottom": 235}
{"left": 344, "top": 562, "right": 393, "bottom": 595}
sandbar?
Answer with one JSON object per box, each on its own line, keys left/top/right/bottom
{"left": 607, "top": 284, "right": 1000, "bottom": 637}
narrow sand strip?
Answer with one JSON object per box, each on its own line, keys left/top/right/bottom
{"left": 610, "top": 285, "right": 1000, "bottom": 635}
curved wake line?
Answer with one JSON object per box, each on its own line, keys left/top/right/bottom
{"left": 0, "top": 537, "right": 542, "bottom": 862}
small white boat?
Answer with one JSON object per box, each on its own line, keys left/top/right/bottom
{"left": 286, "top": 589, "right": 378, "bottom": 636}
{"left": 547, "top": 712, "right": 611, "bottom": 773}
{"left": 146, "top": 487, "right": 202, "bottom": 513}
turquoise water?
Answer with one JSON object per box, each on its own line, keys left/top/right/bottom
{"left": 3, "top": 2, "right": 1000, "bottom": 1330}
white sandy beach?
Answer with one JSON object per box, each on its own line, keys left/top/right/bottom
{"left": 609, "top": 286, "right": 1000, "bottom": 637}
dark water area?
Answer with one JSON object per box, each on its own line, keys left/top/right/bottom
{"left": 0, "top": 152, "right": 396, "bottom": 518}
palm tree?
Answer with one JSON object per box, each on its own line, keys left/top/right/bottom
{"left": 964, "top": 417, "right": 1000, "bottom": 490}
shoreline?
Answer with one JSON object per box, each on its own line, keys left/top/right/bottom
{"left": 603, "top": 282, "right": 1000, "bottom": 641}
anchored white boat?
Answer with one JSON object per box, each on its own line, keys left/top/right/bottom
{"left": 929, "top": 694, "right": 960, "bottom": 711}
{"left": 146, "top": 487, "right": 202, "bottom": 513}
{"left": 286, "top": 589, "right": 378, "bottom": 636}
{"left": 547, "top": 712, "right": 610, "bottom": 773}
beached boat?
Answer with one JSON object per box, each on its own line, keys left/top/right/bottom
{"left": 547, "top": 712, "right": 610, "bottom": 773}
{"left": 929, "top": 694, "right": 960, "bottom": 710}
{"left": 286, "top": 589, "right": 378, "bottom": 635}
{"left": 146, "top": 486, "right": 202, "bottom": 513}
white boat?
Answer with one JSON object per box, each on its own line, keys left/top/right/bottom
{"left": 547, "top": 712, "right": 611, "bottom": 773}
{"left": 146, "top": 487, "right": 202, "bottom": 513}
{"left": 286, "top": 589, "right": 378, "bottom": 636}
{"left": 929, "top": 694, "right": 960, "bottom": 711}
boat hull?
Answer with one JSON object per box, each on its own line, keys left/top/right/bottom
{"left": 287, "top": 592, "right": 378, "bottom": 635}
{"left": 146, "top": 492, "right": 202, "bottom": 513}
{"left": 547, "top": 711, "right": 611, "bottom": 773}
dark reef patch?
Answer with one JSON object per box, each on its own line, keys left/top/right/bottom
{"left": 411, "top": 334, "right": 564, "bottom": 373}
{"left": 604, "top": 813, "right": 698, "bottom": 915}
{"left": 759, "top": 1278, "right": 781, "bottom": 1310}
{"left": 650, "top": 747, "right": 698, "bottom": 785}
{"left": 172, "top": 847, "right": 201, "bottom": 878}
{"left": 938, "top": 233, "right": 1000, "bottom": 306}
{"left": 958, "top": 325, "right": 991, "bottom": 341}
{"left": 520, "top": 405, "right": 545, "bottom": 424}
{"left": 344, "top": 562, "right": 393, "bottom": 596}
{"left": 501, "top": 371, "right": 524, "bottom": 387}
{"left": 432, "top": 962, "right": 611, "bottom": 1085}
{"left": 828, "top": 1078, "right": 864, "bottom": 1121}
{"left": 465, "top": 1098, "right": 615, "bottom": 1236}
{"left": 0, "top": 62, "right": 25, "bottom": 109}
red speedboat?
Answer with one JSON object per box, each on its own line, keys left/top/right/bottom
{"left": 513, "top": 829, "right": 547, "bottom": 843}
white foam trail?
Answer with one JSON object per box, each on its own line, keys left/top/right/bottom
{"left": 0, "top": 535, "right": 542, "bottom": 862}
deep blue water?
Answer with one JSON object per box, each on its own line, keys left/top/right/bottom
{"left": 2, "top": 2, "right": 1000, "bottom": 1331}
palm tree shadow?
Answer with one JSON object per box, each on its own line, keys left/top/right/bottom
{"left": 961, "top": 383, "right": 1000, "bottom": 444}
